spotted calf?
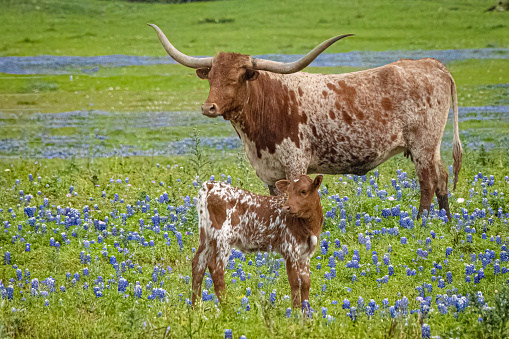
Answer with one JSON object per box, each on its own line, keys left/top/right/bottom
{"left": 192, "top": 175, "right": 323, "bottom": 308}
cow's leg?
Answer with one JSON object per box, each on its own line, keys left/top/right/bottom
{"left": 299, "top": 260, "right": 311, "bottom": 309}
{"left": 191, "top": 242, "right": 210, "bottom": 306}
{"left": 414, "top": 156, "right": 439, "bottom": 219}
{"left": 285, "top": 259, "right": 301, "bottom": 308}
{"left": 435, "top": 158, "right": 451, "bottom": 221}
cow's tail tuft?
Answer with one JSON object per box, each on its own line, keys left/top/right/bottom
{"left": 450, "top": 76, "right": 462, "bottom": 191}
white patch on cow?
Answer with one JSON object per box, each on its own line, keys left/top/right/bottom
{"left": 309, "top": 235, "right": 317, "bottom": 250}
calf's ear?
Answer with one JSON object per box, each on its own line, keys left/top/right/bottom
{"left": 313, "top": 175, "right": 323, "bottom": 189}
{"left": 275, "top": 179, "right": 290, "bottom": 194}
{"left": 196, "top": 68, "right": 210, "bottom": 79}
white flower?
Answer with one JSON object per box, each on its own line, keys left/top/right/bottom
{"left": 457, "top": 198, "right": 465, "bottom": 203}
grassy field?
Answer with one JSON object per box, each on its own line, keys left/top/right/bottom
{"left": 0, "top": 0, "right": 507, "bottom": 57}
{"left": 1, "top": 149, "right": 509, "bottom": 338}
{"left": 1, "top": 0, "right": 509, "bottom": 338}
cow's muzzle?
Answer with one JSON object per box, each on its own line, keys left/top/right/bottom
{"left": 202, "top": 103, "right": 221, "bottom": 117}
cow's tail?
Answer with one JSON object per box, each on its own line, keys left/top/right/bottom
{"left": 450, "top": 75, "right": 462, "bottom": 191}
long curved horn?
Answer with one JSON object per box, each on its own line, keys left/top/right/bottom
{"left": 147, "top": 24, "right": 213, "bottom": 69}
{"left": 252, "top": 34, "right": 353, "bottom": 74}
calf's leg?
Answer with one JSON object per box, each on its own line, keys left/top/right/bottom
{"left": 208, "top": 255, "right": 226, "bottom": 303}
{"left": 299, "top": 262, "right": 311, "bottom": 309}
{"left": 285, "top": 259, "right": 301, "bottom": 308}
{"left": 191, "top": 242, "right": 210, "bottom": 306}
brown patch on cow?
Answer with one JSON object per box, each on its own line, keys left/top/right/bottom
{"left": 366, "top": 139, "right": 372, "bottom": 148}
{"left": 311, "top": 125, "right": 318, "bottom": 137}
{"left": 342, "top": 110, "right": 353, "bottom": 125}
{"left": 322, "top": 90, "right": 328, "bottom": 98}
{"left": 391, "top": 134, "right": 397, "bottom": 142}
{"left": 230, "top": 210, "right": 241, "bottom": 227}
{"left": 409, "top": 88, "right": 422, "bottom": 104}
{"left": 326, "top": 83, "right": 339, "bottom": 93}
{"left": 329, "top": 110, "right": 336, "bottom": 120}
{"left": 298, "top": 87, "right": 303, "bottom": 96}
{"left": 336, "top": 80, "right": 365, "bottom": 120}
{"left": 241, "top": 73, "right": 308, "bottom": 157}
{"left": 381, "top": 97, "right": 393, "bottom": 111}
{"left": 289, "top": 90, "right": 297, "bottom": 104}
{"left": 300, "top": 112, "right": 307, "bottom": 124}
{"left": 207, "top": 193, "right": 227, "bottom": 229}
{"left": 426, "top": 96, "right": 432, "bottom": 107}
{"left": 377, "top": 66, "right": 401, "bottom": 88}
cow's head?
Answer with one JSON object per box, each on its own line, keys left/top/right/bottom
{"left": 148, "top": 24, "right": 352, "bottom": 119}
{"left": 276, "top": 175, "right": 323, "bottom": 219}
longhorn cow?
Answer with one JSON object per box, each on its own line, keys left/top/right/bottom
{"left": 148, "top": 24, "right": 462, "bottom": 220}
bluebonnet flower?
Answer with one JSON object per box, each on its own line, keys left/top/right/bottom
{"left": 401, "top": 237, "right": 407, "bottom": 245}
{"left": 372, "top": 252, "right": 378, "bottom": 265}
{"left": 286, "top": 307, "right": 291, "bottom": 318}
{"left": 388, "top": 265, "right": 394, "bottom": 276}
{"left": 438, "top": 279, "right": 445, "bottom": 289}
{"left": 446, "top": 271, "right": 452, "bottom": 284}
{"left": 383, "top": 298, "right": 389, "bottom": 308}
{"left": 367, "top": 299, "right": 376, "bottom": 317}
{"left": 343, "top": 298, "right": 350, "bottom": 309}
{"left": 270, "top": 290, "right": 276, "bottom": 304}
{"left": 134, "top": 283, "right": 142, "bottom": 298}
{"left": 224, "top": 329, "right": 232, "bottom": 339}
{"left": 422, "top": 323, "right": 431, "bottom": 338}
{"left": 389, "top": 306, "right": 396, "bottom": 318}
{"left": 494, "top": 263, "right": 500, "bottom": 275}
{"left": 347, "top": 306, "right": 357, "bottom": 321}
{"left": 383, "top": 254, "right": 390, "bottom": 265}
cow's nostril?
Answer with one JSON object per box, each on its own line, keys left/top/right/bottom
{"left": 202, "top": 103, "right": 218, "bottom": 116}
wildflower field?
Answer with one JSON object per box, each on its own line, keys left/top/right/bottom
{"left": 1, "top": 0, "right": 508, "bottom": 338}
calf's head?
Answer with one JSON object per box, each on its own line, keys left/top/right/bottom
{"left": 148, "top": 24, "right": 352, "bottom": 119}
{"left": 276, "top": 175, "right": 323, "bottom": 219}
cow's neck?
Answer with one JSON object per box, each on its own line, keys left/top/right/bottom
{"left": 229, "top": 72, "right": 304, "bottom": 159}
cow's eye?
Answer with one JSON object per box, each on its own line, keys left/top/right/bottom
{"left": 301, "top": 190, "right": 307, "bottom": 195}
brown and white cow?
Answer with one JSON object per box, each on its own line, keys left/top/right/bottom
{"left": 149, "top": 24, "right": 462, "bottom": 220}
{"left": 192, "top": 175, "right": 323, "bottom": 308}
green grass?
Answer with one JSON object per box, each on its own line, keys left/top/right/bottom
{"left": 0, "top": 149, "right": 509, "bottom": 338}
{"left": 0, "top": 0, "right": 507, "bottom": 57}
{"left": 0, "top": 59, "right": 507, "bottom": 114}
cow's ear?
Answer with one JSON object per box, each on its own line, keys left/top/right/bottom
{"left": 312, "top": 175, "right": 323, "bottom": 190}
{"left": 275, "top": 179, "right": 290, "bottom": 194}
{"left": 196, "top": 68, "right": 210, "bottom": 79}
{"left": 245, "top": 69, "right": 259, "bottom": 81}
